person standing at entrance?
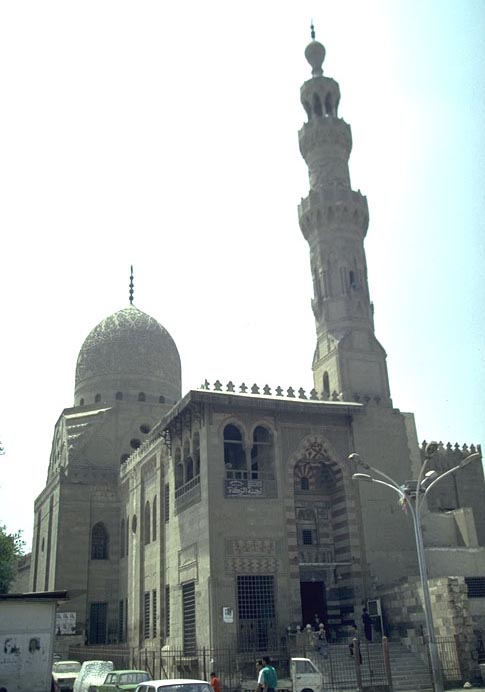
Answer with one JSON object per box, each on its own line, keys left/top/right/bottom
{"left": 362, "top": 607, "right": 373, "bottom": 642}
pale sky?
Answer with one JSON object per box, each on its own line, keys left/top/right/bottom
{"left": 1, "top": 1, "right": 484, "bottom": 551}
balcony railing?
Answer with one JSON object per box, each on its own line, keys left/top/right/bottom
{"left": 224, "top": 471, "right": 277, "bottom": 498}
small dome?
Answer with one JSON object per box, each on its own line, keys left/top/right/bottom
{"left": 75, "top": 305, "right": 181, "bottom": 405}
{"left": 305, "top": 40, "right": 325, "bottom": 77}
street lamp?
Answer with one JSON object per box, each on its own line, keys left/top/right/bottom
{"left": 350, "top": 444, "right": 481, "bottom": 692}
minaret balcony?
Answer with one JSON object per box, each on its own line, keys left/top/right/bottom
{"left": 299, "top": 117, "right": 352, "bottom": 161}
{"left": 298, "top": 188, "right": 369, "bottom": 240}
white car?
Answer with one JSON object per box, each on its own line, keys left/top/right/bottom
{"left": 135, "top": 679, "right": 212, "bottom": 692}
{"left": 73, "top": 660, "right": 114, "bottom": 692}
{"left": 52, "top": 660, "right": 82, "bottom": 692}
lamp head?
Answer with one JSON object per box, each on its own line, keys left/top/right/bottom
{"left": 424, "top": 441, "right": 439, "bottom": 458}
{"left": 459, "top": 452, "right": 481, "bottom": 468}
{"left": 348, "top": 453, "right": 370, "bottom": 470}
{"left": 352, "top": 473, "right": 373, "bottom": 483}
{"left": 424, "top": 470, "right": 438, "bottom": 479}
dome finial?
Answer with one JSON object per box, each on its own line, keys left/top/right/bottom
{"left": 129, "top": 265, "right": 134, "bottom": 305}
{"left": 305, "top": 24, "right": 325, "bottom": 77}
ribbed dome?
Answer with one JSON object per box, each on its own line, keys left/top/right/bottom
{"left": 74, "top": 305, "right": 181, "bottom": 405}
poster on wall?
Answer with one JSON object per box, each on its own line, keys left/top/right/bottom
{"left": 223, "top": 607, "right": 234, "bottom": 623}
{"left": 0, "top": 633, "right": 49, "bottom": 690}
{"left": 56, "top": 612, "right": 76, "bottom": 635}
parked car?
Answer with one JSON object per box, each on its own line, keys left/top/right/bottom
{"left": 52, "top": 660, "right": 82, "bottom": 692}
{"left": 134, "top": 679, "right": 212, "bottom": 692}
{"left": 97, "top": 669, "right": 152, "bottom": 691}
{"left": 73, "top": 660, "right": 114, "bottom": 692}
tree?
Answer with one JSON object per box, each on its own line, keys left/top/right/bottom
{"left": 0, "top": 524, "right": 25, "bottom": 593}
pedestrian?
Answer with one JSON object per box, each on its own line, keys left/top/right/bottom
{"left": 261, "top": 656, "right": 277, "bottom": 692}
{"left": 254, "top": 659, "right": 265, "bottom": 692}
{"left": 316, "top": 623, "right": 328, "bottom": 657}
{"left": 210, "top": 672, "right": 221, "bottom": 692}
{"left": 348, "top": 625, "right": 362, "bottom": 664}
{"left": 362, "top": 607, "right": 373, "bottom": 642}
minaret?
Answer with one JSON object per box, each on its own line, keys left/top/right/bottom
{"left": 298, "top": 28, "right": 391, "bottom": 405}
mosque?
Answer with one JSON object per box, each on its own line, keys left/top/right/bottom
{"left": 29, "top": 31, "right": 485, "bottom": 667}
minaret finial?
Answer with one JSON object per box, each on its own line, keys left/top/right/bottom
{"left": 129, "top": 265, "right": 134, "bottom": 305}
{"left": 310, "top": 21, "right": 315, "bottom": 40}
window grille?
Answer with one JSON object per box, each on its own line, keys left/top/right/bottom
{"left": 125, "top": 598, "right": 128, "bottom": 640}
{"left": 465, "top": 577, "right": 485, "bottom": 598}
{"left": 237, "top": 575, "right": 275, "bottom": 619}
{"left": 182, "top": 582, "right": 196, "bottom": 655}
{"left": 237, "top": 575, "right": 275, "bottom": 650}
{"left": 91, "top": 522, "right": 109, "bottom": 560}
{"left": 165, "top": 585, "right": 170, "bottom": 637}
{"left": 89, "top": 602, "right": 107, "bottom": 644}
{"left": 152, "top": 589, "right": 157, "bottom": 638}
{"left": 118, "top": 599, "right": 124, "bottom": 642}
{"left": 144, "top": 592, "right": 150, "bottom": 639}
{"left": 164, "top": 484, "right": 170, "bottom": 522}
{"left": 302, "top": 529, "right": 313, "bottom": 545}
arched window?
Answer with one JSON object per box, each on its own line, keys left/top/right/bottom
{"left": 175, "top": 463, "right": 184, "bottom": 489}
{"left": 152, "top": 497, "right": 157, "bottom": 541}
{"left": 323, "top": 372, "right": 330, "bottom": 398}
{"left": 174, "top": 447, "right": 183, "bottom": 489}
{"left": 116, "top": 391, "right": 123, "bottom": 400}
{"left": 120, "top": 519, "right": 125, "bottom": 558}
{"left": 313, "top": 93, "right": 323, "bottom": 117}
{"left": 159, "top": 395, "right": 165, "bottom": 404}
{"left": 186, "top": 457, "right": 194, "bottom": 482}
{"left": 193, "top": 432, "right": 200, "bottom": 476}
{"left": 95, "top": 393, "right": 101, "bottom": 403}
{"left": 91, "top": 522, "right": 109, "bottom": 560}
{"left": 144, "top": 501, "right": 151, "bottom": 545}
{"left": 183, "top": 439, "right": 190, "bottom": 459}
{"left": 183, "top": 439, "right": 193, "bottom": 482}
{"left": 224, "top": 424, "right": 246, "bottom": 471}
{"left": 138, "top": 392, "right": 146, "bottom": 402}
{"left": 80, "top": 398, "right": 85, "bottom": 406}
{"left": 300, "top": 477, "right": 310, "bottom": 491}
{"left": 250, "top": 426, "right": 273, "bottom": 478}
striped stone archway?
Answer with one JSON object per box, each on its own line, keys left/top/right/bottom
{"left": 284, "top": 434, "right": 364, "bottom": 631}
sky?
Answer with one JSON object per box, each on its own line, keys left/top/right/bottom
{"left": 0, "top": 1, "right": 484, "bottom": 551}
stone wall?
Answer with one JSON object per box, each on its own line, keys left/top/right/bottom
{"left": 378, "top": 576, "right": 478, "bottom": 682}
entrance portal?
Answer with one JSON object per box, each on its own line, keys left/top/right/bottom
{"left": 300, "top": 581, "right": 327, "bottom": 628}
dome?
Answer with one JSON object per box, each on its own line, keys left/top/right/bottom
{"left": 74, "top": 305, "right": 182, "bottom": 405}
{"left": 305, "top": 40, "right": 325, "bottom": 77}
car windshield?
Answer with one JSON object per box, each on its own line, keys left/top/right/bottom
{"left": 120, "top": 673, "right": 151, "bottom": 684}
{"left": 53, "top": 662, "right": 81, "bottom": 673}
{"left": 158, "top": 685, "right": 212, "bottom": 692}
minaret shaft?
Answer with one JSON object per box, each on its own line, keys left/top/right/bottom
{"left": 299, "top": 37, "right": 391, "bottom": 405}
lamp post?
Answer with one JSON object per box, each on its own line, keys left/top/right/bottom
{"left": 350, "top": 444, "right": 481, "bottom": 692}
